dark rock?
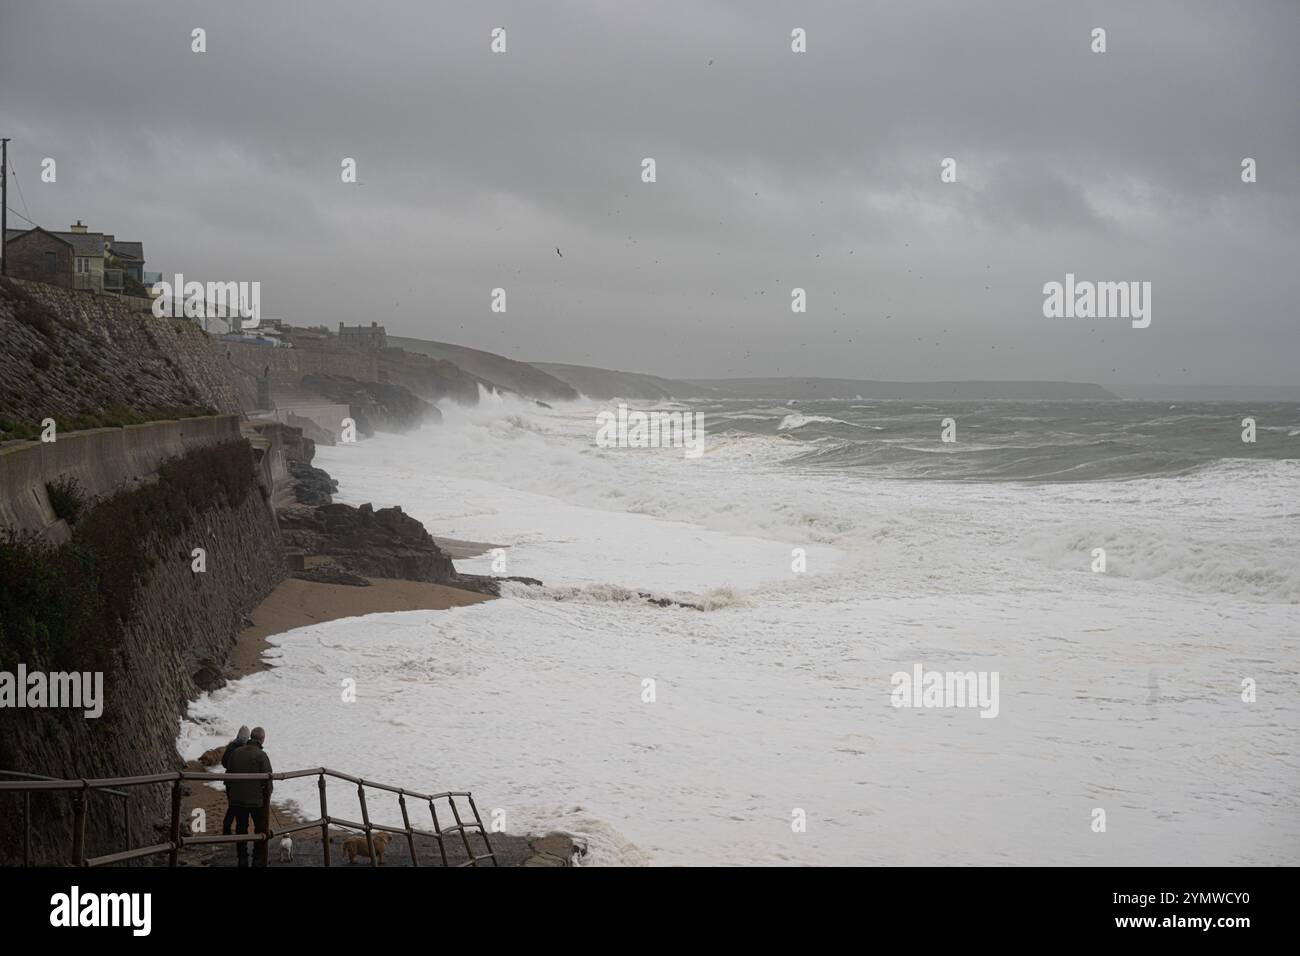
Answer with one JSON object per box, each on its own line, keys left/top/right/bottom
{"left": 300, "top": 374, "right": 438, "bottom": 434}
{"left": 640, "top": 592, "right": 703, "bottom": 611}
{"left": 452, "top": 573, "right": 544, "bottom": 596}
{"left": 192, "top": 660, "right": 226, "bottom": 693}
{"left": 275, "top": 416, "right": 545, "bottom": 592}
{"left": 288, "top": 459, "right": 338, "bottom": 506}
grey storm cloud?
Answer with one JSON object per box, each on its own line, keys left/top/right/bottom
{"left": 1, "top": 0, "right": 1296, "bottom": 384}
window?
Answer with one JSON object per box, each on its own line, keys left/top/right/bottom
{"left": 75, "top": 257, "right": 90, "bottom": 273}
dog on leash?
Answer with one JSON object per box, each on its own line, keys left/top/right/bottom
{"left": 279, "top": 836, "right": 294, "bottom": 863}
{"left": 343, "top": 830, "right": 392, "bottom": 865}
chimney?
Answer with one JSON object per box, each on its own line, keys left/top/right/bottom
{"left": 338, "top": 322, "right": 344, "bottom": 333}
{"left": 70, "top": 220, "right": 88, "bottom": 234}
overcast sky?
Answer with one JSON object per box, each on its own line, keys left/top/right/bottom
{"left": 1, "top": 0, "right": 1296, "bottom": 385}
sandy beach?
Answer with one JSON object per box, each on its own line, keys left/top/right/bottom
{"left": 229, "top": 576, "right": 493, "bottom": 679}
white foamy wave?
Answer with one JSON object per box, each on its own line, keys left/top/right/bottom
{"left": 501, "top": 579, "right": 755, "bottom": 611}
{"left": 1027, "top": 519, "right": 1300, "bottom": 603}
{"left": 778, "top": 413, "right": 853, "bottom": 430}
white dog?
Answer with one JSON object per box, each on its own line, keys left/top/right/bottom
{"left": 279, "top": 836, "right": 294, "bottom": 863}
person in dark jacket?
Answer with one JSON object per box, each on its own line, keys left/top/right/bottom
{"left": 220, "top": 725, "right": 250, "bottom": 842}
{"left": 225, "top": 726, "right": 273, "bottom": 867}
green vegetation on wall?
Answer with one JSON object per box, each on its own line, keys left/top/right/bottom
{"left": 0, "top": 441, "right": 257, "bottom": 683}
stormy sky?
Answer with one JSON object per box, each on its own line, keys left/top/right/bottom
{"left": 1, "top": 0, "right": 1296, "bottom": 385}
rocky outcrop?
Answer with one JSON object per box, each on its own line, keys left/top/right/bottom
{"left": 451, "top": 572, "right": 544, "bottom": 596}
{"left": 300, "top": 374, "right": 436, "bottom": 434}
{"left": 279, "top": 502, "right": 456, "bottom": 582}
{"left": 287, "top": 457, "right": 339, "bottom": 506}
{"left": 274, "top": 433, "right": 455, "bottom": 584}
{"left": 271, "top": 430, "right": 542, "bottom": 596}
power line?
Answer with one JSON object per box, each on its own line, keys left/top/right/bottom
{"left": 7, "top": 154, "right": 31, "bottom": 223}
{"left": 5, "top": 204, "right": 40, "bottom": 229}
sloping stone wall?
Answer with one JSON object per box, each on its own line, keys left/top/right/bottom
{"left": 0, "top": 278, "right": 242, "bottom": 440}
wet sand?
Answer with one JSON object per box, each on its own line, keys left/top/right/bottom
{"left": 432, "top": 535, "right": 503, "bottom": 560}
{"left": 231, "top": 577, "right": 492, "bottom": 678}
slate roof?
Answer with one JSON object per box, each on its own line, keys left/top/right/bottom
{"left": 52, "top": 231, "right": 106, "bottom": 257}
{"left": 109, "top": 240, "right": 143, "bottom": 261}
{"left": 5, "top": 227, "right": 133, "bottom": 259}
{"left": 4, "top": 227, "right": 74, "bottom": 249}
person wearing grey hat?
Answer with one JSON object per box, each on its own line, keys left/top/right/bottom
{"left": 220, "top": 725, "right": 251, "bottom": 844}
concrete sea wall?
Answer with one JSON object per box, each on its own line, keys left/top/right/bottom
{"left": 0, "top": 415, "right": 243, "bottom": 544}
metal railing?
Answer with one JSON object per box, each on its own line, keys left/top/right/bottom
{"left": 0, "top": 767, "right": 497, "bottom": 868}
{"left": 0, "top": 770, "right": 133, "bottom": 868}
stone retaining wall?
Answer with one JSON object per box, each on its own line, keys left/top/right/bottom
{"left": 0, "top": 415, "right": 242, "bottom": 542}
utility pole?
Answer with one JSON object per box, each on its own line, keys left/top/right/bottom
{"left": 1, "top": 137, "right": 9, "bottom": 276}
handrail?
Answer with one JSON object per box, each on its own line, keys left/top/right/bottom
{"left": 0, "top": 766, "right": 498, "bottom": 869}
{"left": 0, "top": 769, "right": 132, "bottom": 868}
{"left": 0, "top": 770, "right": 130, "bottom": 797}
{"left": 0, "top": 767, "right": 477, "bottom": 802}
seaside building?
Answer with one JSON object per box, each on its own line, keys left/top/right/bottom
{"left": 338, "top": 320, "right": 387, "bottom": 351}
{"left": 4, "top": 220, "right": 147, "bottom": 296}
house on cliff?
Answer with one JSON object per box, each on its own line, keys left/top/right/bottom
{"left": 338, "top": 320, "right": 387, "bottom": 350}
{"left": 4, "top": 220, "right": 147, "bottom": 295}
{"left": 104, "top": 236, "right": 145, "bottom": 285}
{"left": 2, "top": 227, "right": 75, "bottom": 289}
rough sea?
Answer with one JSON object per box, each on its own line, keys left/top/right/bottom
{"left": 182, "top": 392, "right": 1300, "bottom": 865}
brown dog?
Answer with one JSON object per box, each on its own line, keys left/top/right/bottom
{"left": 342, "top": 830, "right": 392, "bottom": 865}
